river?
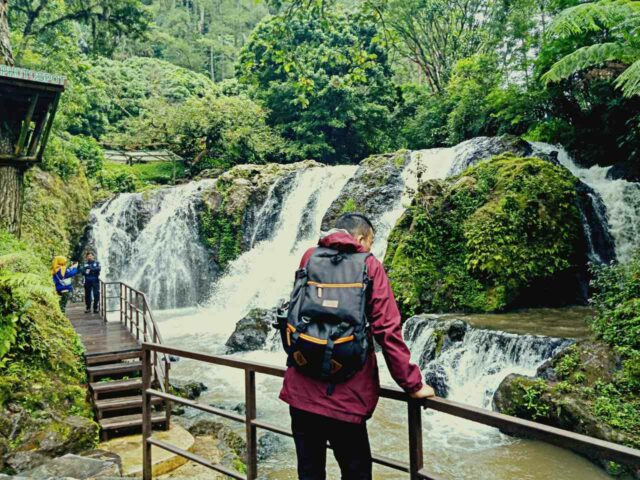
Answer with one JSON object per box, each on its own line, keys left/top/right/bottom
{"left": 90, "top": 139, "right": 640, "bottom": 478}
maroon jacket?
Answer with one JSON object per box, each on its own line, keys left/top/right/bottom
{"left": 279, "top": 231, "right": 424, "bottom": 423}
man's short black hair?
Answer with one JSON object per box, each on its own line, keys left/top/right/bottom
{"left": 86, "top": 250, "right": 95, "bottom": 256}
{"left": 335, "top": 213, "right": 375, "bottom": 238}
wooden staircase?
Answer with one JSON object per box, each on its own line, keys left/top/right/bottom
{"left": 67, "top": 282, "right": 171, "bottom": 441}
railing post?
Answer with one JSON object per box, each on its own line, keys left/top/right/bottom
{"left": 135, "top": 292, "right": 140, "bottom": 341}
{"left": 142, "top": 346, "right": 152, "bottom": 480}
{"left": 129, "top": 288, "right": 134, "bottom": 335}
{"left": 408, "top": 400, "right": 424, "bottom": 480}
{"left": 142, "top": 301, "right": 148, "bottom": 342}
{"left": 245, "top": 369, "right": 257, "bottom": 480}
{"left": 164, "top": 359, "right": 171, "bottom": 430}
{"left": 120, "top": 284, "right": 124, "bottom": 324}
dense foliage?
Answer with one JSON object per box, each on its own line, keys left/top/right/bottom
{"left": 238, "top": 3, "right": 397, "bottom": 163}
{"left": 591, "top": 254, "right": 640, "bottom": 393}
{"left": 0, "top": 232, "right": 97, "bottom": 468}
{"left": 495, "top": 254, "right": 640, "bottom": 474}
{"left": 385, "top": 154, "right": 582, "bottom": 314}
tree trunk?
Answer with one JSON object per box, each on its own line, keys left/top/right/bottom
{"left": 0, "top": 0, "right": 14, "bottom": 66}
{"left": 0, "top": 166, "right": 25, "bottom": 236}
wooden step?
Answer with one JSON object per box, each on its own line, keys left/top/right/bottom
{"left": 95, "top": 395, "right": 162, "bottom": 412}
{"left": 90, "top": 378, "right": 143, "bottom": 395}
{"left": 87, "top": 361, "right": 142, "bottom": 380}
{"left": 100, "top": 412, "right": 167, "bottom": 430}
{"left": 86, "top": 350, "right": 141, "bottom": 366}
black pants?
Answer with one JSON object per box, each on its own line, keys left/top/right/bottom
{"left": 84, "top": 281, "right": 100, "bottom": 311}
{"left": 290, "top": 406, "right": 372, "bottom": 480}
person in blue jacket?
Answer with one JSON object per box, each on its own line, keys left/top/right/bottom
{"left": 52, "top": 256, "right": 78, "bottom": 313}
{"left": 82, "top": 251, "right": 101, "bottom": 314}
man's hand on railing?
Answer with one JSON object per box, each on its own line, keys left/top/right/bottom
{"left": 409, "top": 384, "right": 436, "bottom": 400}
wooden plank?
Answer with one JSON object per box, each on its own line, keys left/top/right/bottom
{"left": 100, "top": 412, "right": 166, "bottom": 430}
{"left": 95, "top": 395, "right": 162, "bottom": 412}
{"left": 87, "top": 361, "right": 142, "bottom": 376}
{"left": 90, "top": 378, "right": 143, "bottom": 394}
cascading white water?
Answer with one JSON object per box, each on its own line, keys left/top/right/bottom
{"left": 531, "top": 142, "right": 640, "bottom": 263}
{"left": 159, "top": 166, "right": 356, "bottom": 339}
{"left": 89, "top": 179, "right": 216, "bottom": 309}
{"left": 372, "top": 147, "right": 459, "bottom": 258}
{"left": 403, "top": 317, "right": 571, "bottom": 408}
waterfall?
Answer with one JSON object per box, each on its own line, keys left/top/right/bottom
{"left": 89, "top": 180, "right": 217, "bottom": 309}
{"left": 403, "top": 316, "right": 571, "bottom": 408}
{"left": 371, "top": 147, "right": 459, "bottom": 258}
{"left": 159, "top": 166, "right": 356, "bottom": 338}
{"left": 530, "top": 142, "right": 640, "bottom": 263}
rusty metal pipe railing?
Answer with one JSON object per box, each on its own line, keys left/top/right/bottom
{"left": 140, "top": 342, "right": 640, "bottom": 480}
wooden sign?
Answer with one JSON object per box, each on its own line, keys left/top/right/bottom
{"left": 0, "top": 65, "right": 66, "bottom": 87}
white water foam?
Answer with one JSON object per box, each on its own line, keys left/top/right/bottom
{"left": 531, "top": 142, "right": 640, "bottom": 263}
{"left": 159, "top": 166, "right": 356, "bottom": 339}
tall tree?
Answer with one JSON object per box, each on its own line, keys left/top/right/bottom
{"left": 0, "top": 0, "right": 22, "bottom": 236}
{"left": 11, "top": 0, "right": 149, "bottom": 57}
{"left": 0, "top": 0, "right": 13, "bottom": 65}
{"left": 364, "top": 0, "right": 498, "bottom": 92}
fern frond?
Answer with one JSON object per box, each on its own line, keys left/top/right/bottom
{"left": 547, "top": 0, "right": 640, "bottom": 39}
{"left": 615, "top": 59, "right": 640, "bottom": 96}
{"left": 542, "top": 42, "right": 638, "bottom": 84}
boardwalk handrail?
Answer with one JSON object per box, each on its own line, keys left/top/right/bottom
{"left": 140, "top": 341, "right": 640, "bottom": 480}
{"left": 100, "top": 281, "right": 171, "bottom": 426}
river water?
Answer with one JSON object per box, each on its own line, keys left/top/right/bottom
{"left": 89, "top": 140, "right": 640, "bottom": 478}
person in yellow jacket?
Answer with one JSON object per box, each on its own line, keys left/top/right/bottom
{"left": 52, "top": 256, "right": 78, "bottom": 312}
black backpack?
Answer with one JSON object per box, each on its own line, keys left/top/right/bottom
{"left": 276, "top": 247, "right": 371, "bottom": 389}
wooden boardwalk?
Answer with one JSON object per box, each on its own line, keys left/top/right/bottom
{"left": 67, "top": 303, "right": 139, "bottom": 357}
{"left": 66, "top": 302, "right": 168, "bottom": 440}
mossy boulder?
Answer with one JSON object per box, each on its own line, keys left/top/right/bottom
{"left": 198, "top": 160, "right": 323, "bottom": 270}
{"left": 225, "top": 308, "right": 275, "bottom": 353}
{"left": 0, "top": 232, "right": 98, "bottom": 474}
{"left": 385, "top": 154, "right": 586, "bottom": 315}
{"left": 322, "top": 150, "right": 410, "bottom": 230}
{"left": 493, "top": 341, "right": 639, "bottom": 472}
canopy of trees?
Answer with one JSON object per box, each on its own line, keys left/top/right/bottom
{"left": 1, "top": 0, "right": 637, "bottom": 172}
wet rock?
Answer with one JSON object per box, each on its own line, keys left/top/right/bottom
{"left": 226, "top": 308, "right": 275, "bottom": 353}
{"left": 322, "top": 151, "right": 410, "bottom": 230}
{"left": 5, "top": 451, "right": 50, "bottom": 473}
{"left": 423, "top": 365, "right": 449, "bottom": 398}
{"left": 20, "top": 453, "right": 121, "bottom": 479}
{"left": 170, "top": 379, "right": 208, "bottom": 400}
{"left": 447, "top": 135, "right": 535, "bottom": 176}
{"left": 188, "top": 418, "right": 226, "bottom": 437}
{"left": 257, "top": 432, "right": 285, "bottom": 461}
{"left": 446, "top": 320, "right": 467, "bottom": 342}
{"left": 607, "top": 161, "right": 640, "bottom": 182}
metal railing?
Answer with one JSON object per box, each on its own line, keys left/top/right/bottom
{"left": 141, "top": 342, "right": 640, "bottom": 480}
{"left": 101, "top": 281, "right": 171, "bottom": 426}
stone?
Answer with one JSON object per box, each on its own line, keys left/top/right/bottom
{"left": 225, "top": 308, "right": 275, "bottom": 353}
{"left": 321, "top": 150, "right": 411, "bottom": 231}
{"left": 20, "top": 453, "right": 120, "bottom": 479}
{"left": 5, "top": 451, "right": 49, "bottom": 473}
{"left": 257, "top": 432, "right": 285, "bottom": 461}
{"left": 170, "top": 379, "right": 208, "bottom": 400}
{"left": 423, "top": 364, "right": 449, "bottom": 398}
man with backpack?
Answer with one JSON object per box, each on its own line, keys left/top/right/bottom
{"left": 278, "top": 213, "right": 434, "bottom": 480}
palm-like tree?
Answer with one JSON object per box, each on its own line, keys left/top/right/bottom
{"left": 542, "top": 0, "right": 640, "bottom": 97}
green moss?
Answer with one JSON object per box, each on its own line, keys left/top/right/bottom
{"left": 94, "top": 161, "right": 187, "bottom": 197}
{"left": 198, "top": 181, "right": 245, "bottom": 270}
{"left": 21, "top": 167, "right": 92, "bottom": 263}
{"left": 385, "top": 154, "right": 582, "bottom": 314}
{"left": 340, "top": 198, "right": 358, "bottom": 214}
{"left": 0, "top": 232, "right": 98, "bottom": 461}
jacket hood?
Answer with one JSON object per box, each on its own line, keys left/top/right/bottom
{"left": 318, "top": 229, "right": 365, "bottom": 253}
